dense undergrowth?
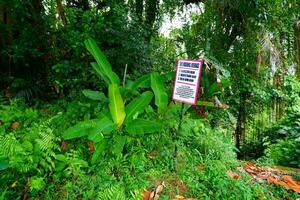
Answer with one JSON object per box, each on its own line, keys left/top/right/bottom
{"left": 0, "top": 99, "right": 299, "bottom": 200}
{"left": 1, "top": 34, "right": 300, "bottom": 199}
{"left": 240, "top": 75, "right": 300, "bottom": 167}
{"left": 261, "top": 105, "right": 300, "bottom": 168}
{"left": 1, "top": 1, "right": 300, "bottom": 198}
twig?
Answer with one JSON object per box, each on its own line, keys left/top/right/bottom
{"left": 123, "top": 64, "right": 128, "bottom": 87}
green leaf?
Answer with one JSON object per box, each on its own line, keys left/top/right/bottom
{"left": 221, "top": 79, "right": 231, "bottom": 88}
{"left": 62, "top": 117, "right": 116, "bottom": 140}
{"left": 168, "top": 102, "right": 190, "bottom": 114}
{"left": 151, "top": 72, "right": 168, "bottom": 113}
{"left": 205, "top": 83, "right": 220, "bottom": 98}
{"left": 91, "top": 139, "right": 108, "bottom": 164}
{"left": 90, "top": 62, "right": 110, "bottom": 85}
{"left": 82, "top": 89, "right": 107, "bottom": 102}
{"left": 161, "top": 71, "right": 176, "bottom": 81}
{"left": 85, "top": 38, "right": 120, "bottom": 85}
{"left": 109, "top": 84, "right": 126, "bottom": 128}
{"left": 55, "top": 154, "right": 68, "bottom": 171}
{"left": 90, "top": 118, "right": 116, "bottom": 135}
{"left": 131, "top": 74, "right": 151, "bottom": 91}
{"left": 125, "top": 119, "right": 162, "bottom": 136}
{"left": 55, "top": 162, "right": 67, "bottom": 172}
{"left": 112, "top": 135, "right": 126, "bottom": 156}
{"left": 30, "top": 176, "right": 46, "bottom": 191}
{"left": 125, "top": 91, "right": 153, "bottom": 124}
{"left": 88, "top": 132, "right": 104, "bottom": 143}
{"left": 205, "top": 79, "right": 231, "bottom": 98}
{"left": 0, "top": 157, "right": 9, "bottom": 171}
{"left": 55, "top": 154, "right": 67, "bottom": 162}
{"left": 119, "top": 87, "right": 135, "bottom": 99}
{"left": 227, "top": 111, "right": 237, "bottom": 124}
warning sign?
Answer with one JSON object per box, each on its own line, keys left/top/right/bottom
{"left": 172, "top": 59, "right": 203, "bottom": 105}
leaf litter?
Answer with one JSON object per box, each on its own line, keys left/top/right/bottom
{"left": 228, "top": 161, "right": 300, "bottom": 194}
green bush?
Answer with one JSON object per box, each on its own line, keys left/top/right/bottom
{"left": 265, "top": 139, "right": 300, "bottom": 167}
{"left": 262, "top": 105, "right": 300, "bottom": 167}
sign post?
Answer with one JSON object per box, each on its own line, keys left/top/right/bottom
{"left": 172, "top": 59, "right": 203, "bottom": 105}
{"left": 171, "top": 59, "right": 203, "bottom": 172}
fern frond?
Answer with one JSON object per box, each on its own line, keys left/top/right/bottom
{"left": 97, "top": 185, "right": 126, "bottom": 200}
{"left": 0, "top": 134, "right": 21, "bottom": 157}
{"left": 36, "top": 127, "right": 56, "bottom": 151}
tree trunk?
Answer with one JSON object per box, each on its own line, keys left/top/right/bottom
{"left": 145, "top": 0, "right": 159, "bottom": 42}
{"left": 32, "top": 0, "right": 42, "bottom": 25}
{"left": 135, "top": 0, "right": 144, "bottom": 22}
{"left": 295, "top": 21, "right": 300, "bottom": 79}
{"left": 56, "top": 0, "right": 67, "bottom": 26}
{"left": 0, "top": 5, "right": 3, "bottom": 71}
{"left": 0, "top": 4, "right": 13, "bottom": 76}
{"left": 235, "top": 100, "right": 245, "bottom": 159}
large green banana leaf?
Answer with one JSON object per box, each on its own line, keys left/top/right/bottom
{"left": 62, "top": 117, "right": 116, "bottom": 140}
{"left": 85, "top": 38, "right": 120, "bottom": 85}
{"left": 130, "top": 74, "right": 151, "bottom": 91}
{"left": 88, "top": 132, "right": 104, "bottom": 143}
{"left": 109, "top": 84, "right": 126, "bottom": 128}
{"left": 124, "top": 91, "right": 153, "bottom": 124}
{"left": 125, "top": 119, "right": 162, "bottom": 136}
{"left": 112, "top": 135, "right": 126, "bottom": 156}
{"left": 82, "top": 89, "right": 107, "bottom": 102}
{"left": 91, "top": 139, "right": 109, "bottom": 164}
{"left": 90, "top": 62, "right": 110, "bottom": 85}
{"left": 150, "top": 72, "right": 168, "bottom": 113}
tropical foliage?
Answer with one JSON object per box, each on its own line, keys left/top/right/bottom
{"left": 0, "top": 0, "right": 300, "bottom": 199}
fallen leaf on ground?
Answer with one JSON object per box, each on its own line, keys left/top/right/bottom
{"left": 143, "top": 181, "right": 166, "bottom": 200}
{"left": 267, "top": 176, "right": 281, "bottom": 185}
{"left": 155, "top": 181, "right": 165, "bottom": 194}
{"left": 227, "top": 171, "right": 240, "bottom": 180}
{"left": 245, "top": 168, "right": 256, "bottom": 174}
{"left": 283, "top": 176, "right": 300, "bottom": 193}
{"left": 246, "top": 162, "right": 256, "bottom": 168}
{"left": 197, "top": 165, "right": 205, "bottom": 171}
{"left": 173, "top": 195, "right": 185, "bottom": 199}
{"left": 241, "top": 161, "right": 300, "bottom": 193}
{"left": 142, "top": 190, "right": 151, "bottom": 200}
{"left": 11, "top": 121, "right": 20, "bottom": 130}
{"left": 172, "top": 195, "right": 195, "bottom": 200}
{"left": 268, "top": 176, "right": 300, "bottom": 193}
{"left": 256, "top": 173, "right": 269, "bottom": 180}
{"left": 61, "top": 141, "right": 68, "bottom": 151}
{"left": 283, "top": 176, "right": 298, "bottom": 187}
{"left": 88, "top": 141, "right": 95, "bottom": 152}
{"left": 175, "top": 178, "right": 187, "bottom": 193}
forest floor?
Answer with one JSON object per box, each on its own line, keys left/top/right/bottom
{"left": 232, "top": 161, "right": 300, "bottom": 192}
{"left": 143, "top": 161, "right": 300, "bottom": 200}
{"left": 2, "top": 102, "right": 300, "bottom": 199}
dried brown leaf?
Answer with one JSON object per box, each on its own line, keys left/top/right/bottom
{"left": 142, "top": 190, "right": 151, "bottom": 200}
{"left": 227, "top": 171, "right": 240, "bottom": 180}
{"left": 11, "top": 121, "right": 20, "bottom": 130}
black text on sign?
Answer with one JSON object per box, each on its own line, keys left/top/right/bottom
{"left": 172, "top": 59, "right": 203, "bottom": 105}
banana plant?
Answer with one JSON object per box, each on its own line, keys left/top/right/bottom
{"left": 62, "top": 38, "right": 167, "bottom": 163}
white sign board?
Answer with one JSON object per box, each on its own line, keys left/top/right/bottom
{"left": 172, "top": 59, "right": 203, "bottom": 105}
